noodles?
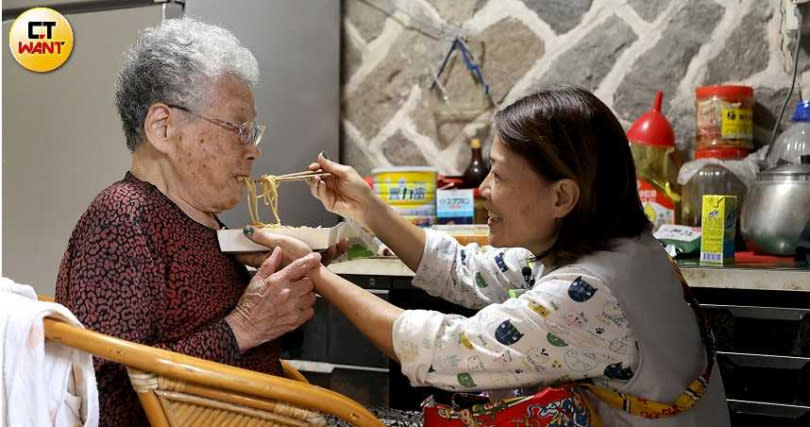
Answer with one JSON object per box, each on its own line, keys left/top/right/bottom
{"left": 258, "top": 175, "right": 282, "bottom": 226}
{"left": 239, "top": 175, "right": 282, "bottom": 227}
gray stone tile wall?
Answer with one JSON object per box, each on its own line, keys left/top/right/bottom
{"left": 342, "top": 0, "right": 801, "bottom": 175}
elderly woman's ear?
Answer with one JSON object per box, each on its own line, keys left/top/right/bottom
{"left": 143, "top": 103, "right": 174, "bottom": 154}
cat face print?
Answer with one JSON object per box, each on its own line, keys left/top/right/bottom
{"left": 457, "top": 372, "right": 477, "bottom": 388}
{"left": 522, "top": 266, "right": 535, "bottom": 286}
{"left": 494, "top": 252, "right": 509, "bottom": 272}
{"left": 604, "top": 362, "right": 634, "bottom": 380}
{"left": 495, "top": 319, "right": 524, "bottom": 345}
{"left": 568, "top": 276, "right": 598, "bottom": 302}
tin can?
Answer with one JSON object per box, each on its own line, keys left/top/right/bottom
{"left": 373, "top": 167, "right": 437, "bottom": 226}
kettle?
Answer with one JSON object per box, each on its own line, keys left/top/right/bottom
{"left": 740, "top": 155, "right": 810, "bottom": 255}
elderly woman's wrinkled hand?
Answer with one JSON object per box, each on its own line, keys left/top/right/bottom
{"left": 238, "top": 226, "right": 350, "bottom": 267}
{"left": 226, "top": 247, "right": 321, "bottom": 352}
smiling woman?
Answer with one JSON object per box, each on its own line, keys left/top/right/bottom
{"left": 490, "top": 88, "right": 649, "bottom": 265}
{"left": 246, "top": 86, "right": 732, "bottom": 426}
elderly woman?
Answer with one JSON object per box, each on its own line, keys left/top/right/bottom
{"left": 55, "top": 18, "right": 322, "bottom": 426}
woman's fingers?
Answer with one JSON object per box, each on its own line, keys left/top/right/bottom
{"left": 289, "top": 277, "right": 315, "bottom": 298}
{"left": 306, "top": 176, "right": 321, "bottom": 197}
{"left": 254, "top": 247, "right": 283, "bottom": 280}
{"left": 298, "top": 291, "right": 317, "bottom": 309}
{"left": 268, "top": 252, "right": 321, "bottom": 283}
{"left": 316, "top": 152, "right": 353, "bottom": 178}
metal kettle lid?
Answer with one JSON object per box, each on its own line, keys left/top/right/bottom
{"left": 759, "top": 154, "right": 810, "bottom": 180}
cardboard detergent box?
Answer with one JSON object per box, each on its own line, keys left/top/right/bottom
{"left": 699, "top": 195, "right": 737, "bottom": 266}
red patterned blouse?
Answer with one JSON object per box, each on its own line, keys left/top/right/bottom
{"left": 55, "top": 172, "right": 282, "bottom": 426}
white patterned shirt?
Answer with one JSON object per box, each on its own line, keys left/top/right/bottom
{"left": 392, "top": 229, "right": 639, "bottom": 392}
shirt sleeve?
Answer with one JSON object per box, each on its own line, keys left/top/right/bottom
{"left": 392, "top": 269, "right": 639, "bottom": 391}
{"left": 412, "top": 229, "right": 538, "bottom": 309}
{"left": 56, "top": 220, "right": 241, "bottom": 367}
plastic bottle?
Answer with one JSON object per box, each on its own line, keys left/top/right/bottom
{"left": 627, "top": 91, "right": 682, "bottom": 231}
{"left": 766, "top": 100, "right": 810, "bottom": 169}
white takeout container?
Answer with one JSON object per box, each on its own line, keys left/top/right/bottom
{"left": 217, "top": 223, "right": 352, "bottom": 252}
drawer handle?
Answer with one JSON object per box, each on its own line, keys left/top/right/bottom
{"left": 702, "top": 304, "right": 810, "bottom": 321}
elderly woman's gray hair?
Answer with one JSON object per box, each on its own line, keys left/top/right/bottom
{"left": 115, "top": 18, "right": 259, "bottom": 151}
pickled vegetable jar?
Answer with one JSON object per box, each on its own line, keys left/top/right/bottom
{"left": 695, "top": 85, "right": 754, "bottom": 151}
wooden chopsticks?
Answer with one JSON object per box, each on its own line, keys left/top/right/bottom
{"left": 275, "top": 170, "right": 331, "bottom": 182}
{"left": 243, "top": 170, "right": 331, "bottom": 183}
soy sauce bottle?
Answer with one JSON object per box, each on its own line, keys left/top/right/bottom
{"left": 461, "top": 138, "right": 489, "bottom": 224}
{"left": 461, "top": 138, "right": 488, "bottom": 189}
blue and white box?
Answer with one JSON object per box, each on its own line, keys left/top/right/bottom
{"left": 437, "top": 189, "right": 475, "bottom": 224}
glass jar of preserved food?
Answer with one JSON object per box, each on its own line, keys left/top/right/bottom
{"left": 681, "top": 148, "right": 748, "bottom": 227}
{"left": 696, "top": 85, "right": 754, "bottom": 151}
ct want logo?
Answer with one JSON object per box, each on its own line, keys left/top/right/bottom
{"left": 8, "top": 7, "right": 74, "bottom": 72}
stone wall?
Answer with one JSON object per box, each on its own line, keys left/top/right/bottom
{"left": 341, "top": 0, "right": 808, "bottom": 175}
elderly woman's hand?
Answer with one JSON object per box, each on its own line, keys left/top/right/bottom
{"left": 226, "top": 247, "right": 321, "bottom": 352}
{"left": 237, "top": 225, "right": 350, "bottom": 267}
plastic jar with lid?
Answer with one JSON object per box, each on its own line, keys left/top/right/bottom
{"left": 681, "top": 148, "right": 749, "bottom": 227}
{"left": 695, "top": 85, "right": 754, "bottom": 151}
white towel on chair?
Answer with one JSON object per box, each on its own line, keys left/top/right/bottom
{"left": 1, "top": 277, "right": 98, "bottom": 427}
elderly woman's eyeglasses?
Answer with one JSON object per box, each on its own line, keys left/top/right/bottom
{"left": 167, "top": 104, "right": 265, "bottom": 146}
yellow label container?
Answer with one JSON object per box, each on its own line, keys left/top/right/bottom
{"left": 699, "top": 195, "right": 738, "bottom": 266}
{"left": 720, "top": 107, "right": 753, "bottom": 139}
{"left": 373, "top": 167, "right": 437, "bottom": 205}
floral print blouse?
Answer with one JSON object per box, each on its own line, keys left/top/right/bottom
{"left": 392, "top": 229, "right": 639, "bottom": 393}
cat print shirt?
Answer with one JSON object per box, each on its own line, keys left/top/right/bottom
{"left": 392, "top": 229, "right": 639, "bottom": 392}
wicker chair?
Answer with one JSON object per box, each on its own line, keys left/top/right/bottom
{"left": 43, "top": 316, "right": 382, "bottom": 426}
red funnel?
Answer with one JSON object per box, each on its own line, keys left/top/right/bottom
{"left": 626, "top": 91, "right": 675, "bottom": 148}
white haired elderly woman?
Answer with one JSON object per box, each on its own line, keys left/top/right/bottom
{"left": 55, "top": 18, "right": 323, "bottom": 425}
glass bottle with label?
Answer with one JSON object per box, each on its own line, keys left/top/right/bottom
{"left": 461, "top": 138, "right": 489, "bottom": 223}
{"left": 461, "top": 138, "right": 488, "bottom": 189}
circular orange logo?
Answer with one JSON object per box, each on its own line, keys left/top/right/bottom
{"left": 8, "top": 7, "right": 74, "bottom": 73}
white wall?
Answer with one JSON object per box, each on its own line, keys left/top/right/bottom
{"left": 2, "top": 6, "right": 163, "bottom": 295}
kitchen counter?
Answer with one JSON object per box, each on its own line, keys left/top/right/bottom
{"left": 314, "top": 257, "right": 810, "bottom": 418}
{"left": 327, "top": 257, "right": 810, "bottom": 292}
